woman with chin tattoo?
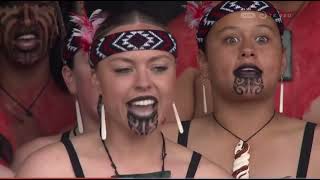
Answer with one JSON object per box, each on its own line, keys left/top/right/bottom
{"left": 163, "top": 1, "right": 320, "bottom": 178}
{"left": 15, "top": 7, "right": 230, "bottom": 178}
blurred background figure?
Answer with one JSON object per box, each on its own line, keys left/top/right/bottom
{"left": 0, "top": 1, "right": 75, "bottom": 163}
{"left": 10, "top": 2, "right": 105, "bottom": 171}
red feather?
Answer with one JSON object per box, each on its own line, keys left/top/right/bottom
{"left": 184, "top": 1, "right": 216, "bottom": 29}
{"left": 69, "top": 9, "right": 107, "bottom": 52}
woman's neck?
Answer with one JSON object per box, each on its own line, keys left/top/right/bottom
{"left": 78, "top": 108, "right": 99, "bottom": 134}
{"left": 73, "top": 118, "right": 98, "bottom": 136}
{"left": 107, "top": 127, "right": 163, "bottom": 156}
{"left": 211, "top": 95, "right": 276, "bottom": 140}
{"left": 101, "top": 127, "right": 165, "bottom": 174}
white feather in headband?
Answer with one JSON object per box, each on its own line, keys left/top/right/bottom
{"left": 70, "top": 9, "right": 107, "bottom": 52}
{"left": 183, "top": 1, "right": 216, "bottom": 29}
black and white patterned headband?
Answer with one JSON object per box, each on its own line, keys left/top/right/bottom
{"left": 89, "top": 29, "right": 177, "bottom": 67}
{"left": 197, "top": 1, "right": 284, "bottom": 50}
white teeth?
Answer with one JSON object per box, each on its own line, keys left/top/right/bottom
{"left": 241, "top": 68, "right": 255, "bottom": 71}
{"left": 132, "top": 99, "right": 155, "bottom": 106}
{"left": 18, "top": 34, "right": 36, "bottom": 40}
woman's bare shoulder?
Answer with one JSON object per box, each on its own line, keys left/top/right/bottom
{"left": 11, "top": 134, "right": 61, "bottom": 171}
{"left": 276, "top": 115, "right": 309, "bottom": 134}
{"left": 15, "top": 140, "right": 72, "bottom": 177}
{"left": 0, "top": 165, "right": 14, "bottom": 177}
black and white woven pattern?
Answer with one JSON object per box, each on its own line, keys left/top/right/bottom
{"left": 197, "top": 1, "right": 284, "bottom": 50}
{"left": 90, "top": 29, "right": 177, "bottom": 67}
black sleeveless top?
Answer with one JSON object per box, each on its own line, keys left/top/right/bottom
{"left": 60, "top": 130, "right": 72, "bottom": 142}
{"left": 0, "top": 134, "right": 13, "bottom": 165}
{"left": 61, "top": 130, "right": 85, "bottom": 177}
{"left": 178, "top": 120, "right": 317, "bottom": 178}
{"left": 61, "top": 135, "right": 202, "bottom": 178}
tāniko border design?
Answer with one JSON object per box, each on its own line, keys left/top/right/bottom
{"left": 90, "top": 29, "right": 177, "bottom": 67}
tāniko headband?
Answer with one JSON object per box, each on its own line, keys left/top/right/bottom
{"left": 197, "top": 1, "right": 284, "bottom": 50}
{"left": 62, "top": 31, "right": 81, "bottom": 66}
{"left": 89, "top": 29, "right": 177, "bottom": 68}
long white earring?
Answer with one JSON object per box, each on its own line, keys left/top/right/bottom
{"left": 172, "top": 102, "right": 184, "bottom": 134}
{"left": 279, "top": 75, "right": 284, "bottom": 113}
{"left": 202, "top": 84, "right": 208, "bottom": 114}
{"left": 100, "top": 100, "right": 107, "bottom": 140}
{"left": 75, "top": 100, "right": 84, "bottom": 134}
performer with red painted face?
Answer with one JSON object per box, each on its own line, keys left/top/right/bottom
{"left": 0, "top": 1, "right": 75, "bottom": 148}
{"left": 163, "top": 1, "right": 320, "bottom": 178}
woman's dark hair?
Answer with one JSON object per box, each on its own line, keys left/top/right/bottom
{"left": 85, "top": 1, "right": 184, "bottom": 25}
{"left": 60, "top": 1, "right": 78, "bottom": 69}
{"left": 62, "top": 20, "right": 78, "bottom": 70}
{"left": 86, "top": 1, "right": 184, "bottom": 41}
{"left": 93, "top": 6, "right": 167, "bottom": 45}
{"left": 0, "top": 134, "right": 13, "bottom": 165}
{"left": 48, "top": 2, "right": 70, "bottom": 92}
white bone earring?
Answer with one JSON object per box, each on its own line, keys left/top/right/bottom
{"left": 98, "top": 95, "right": 107, "bottom": 140}
{"left": 200, "top": 67, "right": 208, "bottom": 114}
{"left": 75, "top": 100, "right": 84, "bottom": 134}
{"left": 202, "top": 84, "right": 208, "bottom": 114}
{"left": 100, "top": 103, "right": 107, "bottom": 140}
{"left": 279, "top": 75, "right": 284, "bottom": 113}
{"left": 172, "top": 102, "right": 184, "bottom": 134}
